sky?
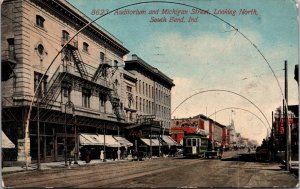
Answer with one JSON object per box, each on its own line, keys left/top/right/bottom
{"left": 67, "top": 0, "right": 299, "bottom": 144}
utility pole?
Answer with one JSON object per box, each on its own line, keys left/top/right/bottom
{"left": 284, "top": 60, "right": 291, "bottom": 171}
{"left": 37, "top": 97, "right": 41, "bottom": 170}
{"left": 64, "top": 103, "right": 68, "bottom": 166}
{"left": 103, "top": 124, "right": 106, "bottom": 162}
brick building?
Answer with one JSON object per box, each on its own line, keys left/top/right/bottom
{"left": 171, "top": 114, "right": 228, "bottom": 147}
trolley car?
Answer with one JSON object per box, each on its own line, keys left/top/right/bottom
{"left": 183, "top": 134, "right": 209, "bottom": 158}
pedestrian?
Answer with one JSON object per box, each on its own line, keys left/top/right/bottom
{"left": 219, "top": 145, "right": 224, "bottom": 159}
{"left": 85, "top": 148, "right": 91, "bottom": 163}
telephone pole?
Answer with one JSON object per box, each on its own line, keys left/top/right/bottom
{"left": 284, "top": 60, "right": 291, "bottom": 171}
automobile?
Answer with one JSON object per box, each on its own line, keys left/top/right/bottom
{"left": 255, "top": 147, "right": 269, "bottom": 161}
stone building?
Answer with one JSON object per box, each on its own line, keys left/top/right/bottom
{"left": 1, "top": 0, "right": 175, "bottom": 164}
{"left": 1, "top": 0, "right": 130, "bottom": 164}
{"left": 124, "top": 54, "right": 174, "bottom": 133}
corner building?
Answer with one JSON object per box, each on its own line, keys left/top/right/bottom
{"left": 1, "top": 0, "right": 130, "bottom": 164}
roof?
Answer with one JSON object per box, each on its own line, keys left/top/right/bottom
{"left": 125, "top": 54, "right": 175, "bottom": 87}
{"left": 173, "top": 114, "right": 227, "bottom": 128}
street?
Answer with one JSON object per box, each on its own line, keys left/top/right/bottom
{"left": 2, "top": 151, "right": 298, "bottom": 188}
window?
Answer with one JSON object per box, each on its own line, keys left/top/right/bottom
{"left": 143, "top": 82, "right": 144, "bottom": 95}
{"left": 139, "top": 80, "right": 141, "bottom": 94}
{"left": 36, "top": 15, "right": 45, "bottom": 28}
{"left": 61, "top": 86, "right": 71, "bottom": 104}
{"left": 7, "top": 38, "right": 15, "bottom": 60}
{"left": 99, "top": 93, "right": 107, "bottom": 113}
{"left": 126, "top": 86, "right": 132, "bottom": 92}
{"left": 34, "top": 72, "right": 48, "bottom": 98}
{"left": 82, "top": 88, "right": 91, "bottom": 108}
{"left": 136, "top": 96, "right": 138, "bottom": 111}
{"left": 62, "top": 30, "right": 69, "bottom": 40}
{"left": 127, "top": 93, "right": 133, "bottom": 109}
{"left": 114, "top": 79, "right": 119, "bottom": 88}
{"left": 100, "top": 52, "right": 105, "bottom": 62}
{"left": 37, "top": 44, "right": 44, "bottom": 56}
{"left": 114, "top": 60, "right": 118, "bottom": 67}
{"left": 83, "top": 42, "right": 89, "bottom": 52}
{"left": 146, "top": 83, "right": 148, "bottom": 97}
{"left": 139, "top": 97, "right": 142, "bottom": 112}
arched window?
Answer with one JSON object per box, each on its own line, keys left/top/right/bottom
{"left": 100, "top": 52, "right": 105, "bottom": 62}
{"left": 36, "top": 15, "right": 45, "bottom": 28}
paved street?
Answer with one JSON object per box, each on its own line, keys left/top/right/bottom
{"left": 2, "top": 151, "right": 298, "bottom": 188}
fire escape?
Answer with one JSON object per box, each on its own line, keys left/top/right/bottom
{"left": 37, "top": 37, "right": 87, "bottom": 119}
{"left": 37, "top": 36, "right": 125, "bottom": 122}
{"left": 92, "top": 55, "right": 125, "bottom": 121}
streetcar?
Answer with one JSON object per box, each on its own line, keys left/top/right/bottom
{"left": 182, "top": 134, "right": 209, "bottom": 158}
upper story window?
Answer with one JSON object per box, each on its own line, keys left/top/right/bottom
{"left": 83, "top": 42, "right": 89, "bottom": 52}
{"left": 100, "top": 52, "right": 105, "bottom": 62}
{"left": 7, "top": 38, "right": 15, "bottom": 60}
{"left": 36, "top": 15, "right": 45, "bottom": 28}
{"left": 127, "top": 86, "right": 132, "bottom": 93}
{"left": 34, "top": 72, "right": 48, "bottom": 98}
{"left": 82, "top": 88, "right": 91, "bottom": 108}
{"left": 114, "top": 60, "right": 118, "bottom": 67}
{"left": 62, "top": 30, "right": 70, "bottom": 41}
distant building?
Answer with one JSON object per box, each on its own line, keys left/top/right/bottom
{"left": 171, "top": 114, "right": 228, "bottom": 148}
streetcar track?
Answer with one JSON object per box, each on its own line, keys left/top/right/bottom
{"left": 4, "top": 158, "right": 200, "bottom": 187}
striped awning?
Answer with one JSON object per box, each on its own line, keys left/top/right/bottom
{"left": 79, "top": 134, "right": 121, "bottom": 147}
{"left": 140, "top": 138, "right": 161, "bottom": 147}
{"left": 113, "top": 136, "right": 133, "bottom": 147}
{"left": 2, "top": 131, "right": 15, "bottom": 149}
{"left": 162, "top": 135, "right": 178, "bottom": 146}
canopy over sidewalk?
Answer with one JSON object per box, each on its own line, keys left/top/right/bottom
{"left": 79, "top": 134, "right": 121, "bottom": 147}
{"left": 140, "top": 138, "right": 161, "bottom": 147}
{"left": 162, "top": 135, "right": 178, "bottom": 146}
{"left": 113, "top": 136, "right": 133, "bottom": 148}
{"left": 2, "top": 131, "right": 15, "bottom": 149}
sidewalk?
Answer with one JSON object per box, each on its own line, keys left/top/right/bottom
{"left": 2, "top": 158, "right": 132, "bottom": 174}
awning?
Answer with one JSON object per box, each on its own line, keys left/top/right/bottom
{"left": 140, "top": 138, "right": 161, "bottom": 147}
{"left": 2, "top": 131, "right": 15, "bottom": 149}
{"left": 162, "top": 135, "right": 178, "bottom": 146}
{"left": 79, "top": 134, "right": 121, "bottom": 147}
{"left": 113, "top": 136, "right": 133, "bottom": 147}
